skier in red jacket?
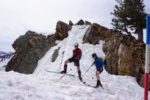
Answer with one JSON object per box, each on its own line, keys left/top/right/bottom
{"left": 60, "top": 43, "right": 82, "bottom": 80}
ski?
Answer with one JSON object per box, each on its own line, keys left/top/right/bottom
{"left": 47, "top": 70, "right": 114, "bottom": 94}
{"left": 47, "top": 70, "right": 75, "bottom": 77}
{"left": 79, "top": 79, "right": 86, "bottom": 84}
{"left": 79, "top": 79, "right": 95, "bottom": 87}
{"left": 79, "top": 80, "right": 115, "bottom": 95}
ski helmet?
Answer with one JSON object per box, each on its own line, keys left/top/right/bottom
{"left": 74, "top": 43, "right": 79, "bottom": 47}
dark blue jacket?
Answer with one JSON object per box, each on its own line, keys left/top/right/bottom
{"left": 94, "top": 56, "right": 104, "bottom": 69}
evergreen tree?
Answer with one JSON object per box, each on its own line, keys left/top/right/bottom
{"left": 111, "top": 0, "right": 146, "bottom": 42}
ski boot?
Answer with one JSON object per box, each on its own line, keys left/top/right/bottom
{"left": 78, "top": 71, "right": 82, "bottom": 81}
{"left": 60, "top": 65, "right": 67, "bottom": 74}
{"left": 94, "top": 80, "right": 103, "bottom": 88}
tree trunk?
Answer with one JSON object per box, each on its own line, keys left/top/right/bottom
{"left": 137, "top": 27, "right": 143, "bottom": 42}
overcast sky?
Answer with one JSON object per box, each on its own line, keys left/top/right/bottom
{"left": 0, "top": 0, "right": 149, "bottom": 51}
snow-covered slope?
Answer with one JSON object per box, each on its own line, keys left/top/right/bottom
{"left": 0, "top": 25, "right": 149, "bottom": 100}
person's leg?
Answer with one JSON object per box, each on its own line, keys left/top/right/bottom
{"left": 75, "top": 59, "right": 82, "bottom": 80}
{"left": 77, "top": 66, "right": 80, "bottom": 72}
{"left": 60, "top": 59, "right": 71, "bottom": 73}
{"left": 60, "top": 57, "right": 75, "bottom": 73}
{"left": 96, "top": 71, "right": 100, "bottom": 81}
{"left": 95, "top": 70, "right": 102, "bottom": 88}
{"left": 62, "top": 60, "right": 69, "bottom": 73}
{"left": 77, "top": 66, "right": 82, "bottom": 81}
{"left": 77, "top": 66, "right": 82, "bottom": 80}
{"left": 95, "top": 71, "right": 100, "bottom": 88}
{"left": 99, "top": 68, "right": 103, "bottom": 87}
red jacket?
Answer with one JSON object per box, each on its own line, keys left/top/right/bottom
{"left": 73, "top": 48, "right": 82, "bottom": 59}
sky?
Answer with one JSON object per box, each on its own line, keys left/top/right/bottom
{"left": 0, "top": 0, "right": 116, "bottom": 32}
{"left": 0, "top": 0, "right": 150, "bottom": 51}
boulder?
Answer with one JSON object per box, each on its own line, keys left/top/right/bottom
{"left": 103, "top": 30, "right": 147, "bottom": 89}
{"left": 55, "top": 21, "right": 70, "bottom": 40}
{"left": 6, "top": 31, "right": 55, "bottom": 74}
{"left": 118, "top": 44, "right": 135, "bottom": 75}
{"left": 83, "top": 23, "right": 109, "bottom": 44}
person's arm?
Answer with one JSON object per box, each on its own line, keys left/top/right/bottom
{"left": 91, "top": 60, "right": 95, "bottom": 66}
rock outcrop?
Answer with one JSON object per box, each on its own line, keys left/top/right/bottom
{"left": 69, "top": 20, "right": 74, "bottom": 26}
{"left": 76, "top": 19, "right": 85, "bottom": 25}
{"left": 103, "top": 31, "right": 146, "bottom": 89}
{"left": 55, "top": 21, "right": 70, "bottom": 40}
{"left": 6, "top": 20, "right": 70, "bottom": 74}
{"left": 6, "top": 31, "right": 56, "bottom": 74}
{"left": 83, "top": 23, "right": 109, "bottom": 44}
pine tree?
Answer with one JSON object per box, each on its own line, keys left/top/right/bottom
{"left": 111, "top": 0, "right": 146, "bottom": 42}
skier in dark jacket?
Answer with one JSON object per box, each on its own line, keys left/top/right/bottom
{"left": 92, "top": 53, "right": 104, "bottom": 88}
{"left": 60, "top": 43, "right": 82, "bottom": 80}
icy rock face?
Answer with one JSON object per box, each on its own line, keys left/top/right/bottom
{"left": 55, "top": 21, "right": 70, "bottom": 40}
{"left": 6, "top": 31, "right": 53, "bottom": 74}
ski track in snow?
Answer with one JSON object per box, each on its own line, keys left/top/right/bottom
{"left": 0, "top": 25, "right": 150, "bottom": 100}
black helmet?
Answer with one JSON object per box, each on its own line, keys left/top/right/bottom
{"left": 74, "top": 43, "right": 79, "bottom": 47}
{"left": 92, "top": 53, "right": 97, "bottom": 58}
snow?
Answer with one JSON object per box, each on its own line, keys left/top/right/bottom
{"left": 0, "top": 25, "right": 149, "bottom": 100}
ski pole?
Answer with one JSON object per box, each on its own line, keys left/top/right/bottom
{"left": 85, "top": 63, "right": 94, "bottom": 73}
{"left": 83, "top": 62, "right": 94, "bottom": 76}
